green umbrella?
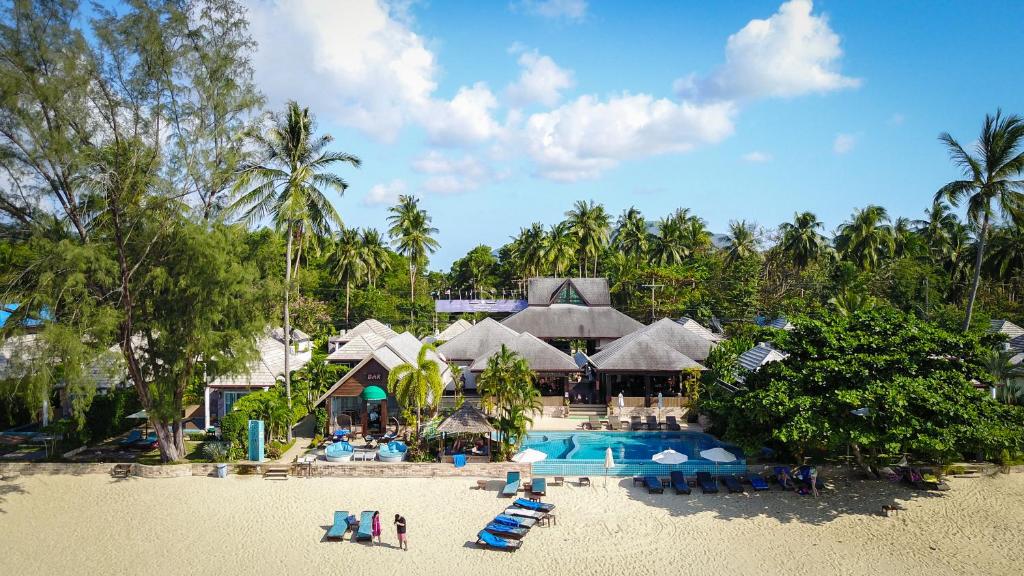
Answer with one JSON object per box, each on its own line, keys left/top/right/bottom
{"left": 361, "top": 386, "right": 387, "bottom": 401}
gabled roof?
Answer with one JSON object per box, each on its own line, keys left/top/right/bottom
{"left": 1009, "top": 334, "right": 1024, "bottom": 354}
{"left": 588, "top": 332, "right": 704, "bottom": 372}
{"left": 501, "top": 304, "right": 643, "bottom": 340}
{"left": 991, "top": 319, "right": 1024, "bottom": 340}
{"left": 209, "top": 329, "right": 313, "bottom": 389}
{"left": 737, "top": 342, "right": 788, "bottom": 372}
{"left": 337, "top": 319, "right": 398, "bottom": 344}
{"left": 764, "top": 317, "right": 794, "bottom": 330}
{"left": 326, "top": 333, "right": 387, "bottom": 363}
{"left": 432, "top": 319, "right": 473, "bottom": 343}
{"left": 315, "top": 332, "right": 452, "bottom": 405}
{"left": 676, "top": 317, "right": 725, "bottom": 342}
{"left": 526, "top": 277, "right": 611, "bottom": 307}
{"left": 436, "top": 317, "right": 519, "bottom": 361}
{"left": 469, "top": 332, "right": 580, "bottom": 373}
{"left": 603, "top": 318, "right": 716, "bottom": 362}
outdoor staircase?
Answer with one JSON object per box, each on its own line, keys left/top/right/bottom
{"left": 567, "top": 404, "right": 607, "bottom": 418}
{"left": 263, "top": 464, "right": 290, "bottom": 480}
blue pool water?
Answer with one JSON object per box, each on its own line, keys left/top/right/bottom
{"left": 523, "top": 431, "right": 746, "bottom": 477}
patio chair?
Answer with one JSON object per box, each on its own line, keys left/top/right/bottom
{"left": 665, "top": 416, "right": 682, "bottom": 431}
{"left": 644, "top": 475, "right": 664, "bottom": 494}
{"left": 326, "top": 511, "right": 352, "bottom": 540}
{"left": 630, "top": 416, "right": 643, "bottom": 431}
{"left": 722, "top": 475, "right": 745, "bottom": 493}
{"left": 503, "top": 507, "right": 547, "bottom": 521}
{"left": 696, "top": 471, "right": 719, "bottom": 494}
{"left": 587, "top": 415, "right": 603, "bottom": 430}
{"left": 646, "top": 415, "right": 661, "bottom": 430}
{"left": 749, "top": 474, "right": 770, "bottom": 491}
{"left": 502, "top": 471, "right": 521, "bottom": 497}
{"left": 484, "top": 522, "right": 528, "bottom": 539}
{"left": 552, "top": 476, "right": 565, "bottom": 486}
{"left": 494, "top": 514, "right": 536, "bottom": 528}
{"left": 670, "top": 471, "right": 691, "bottom": 495}
{"left": 476, "top": 530, "right": 522, "bottom": 552}
{"left": 355, "top": 511, "right": 374, "bottom": 541}
{"left": 118, "top": 430, "right": 142, "bottom": 445}
{"left": 530, "top": 477, "right": 547, "bottom": 496}
{"left": 607, "top": 417, "right": 622, "bottom": 431}
{"left": 512, "top": 497, "right": 555, "bottom": 512}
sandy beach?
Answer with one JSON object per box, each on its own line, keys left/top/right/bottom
{"left": 2, "top": 472, "right": 1022, "bottom": 576}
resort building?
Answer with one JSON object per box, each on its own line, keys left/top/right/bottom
{"left": 326, "top": 319, "right": 397, "bottom": 353}
{"left": 436, "top": 318, "right": 520, "bottom": 392}
{"left": 315, "top": 332, "right": 454, "bottom": 434}
{"left": 468, "top": 331, "right": 580, "bottom": 397}
{"left": 737, "top": 342, "right": 788, "bottom": 380}
{"left": 676, "top": 316, "right": 726, "bottom": 342}
{"left": 326, "top": 333, "right": 388, "bottom": 367}
{"left": 203, "top": 328, "right": 312, "bottom": 430}
{"left": 423, "top": 318, "right": 473, "bottom": 344}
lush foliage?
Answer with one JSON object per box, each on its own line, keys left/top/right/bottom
{"left": 386, "top": 343, "right": 443, "bottom": 430}
{"left": 477, "top": 345, "right": 543, "bottom": 458}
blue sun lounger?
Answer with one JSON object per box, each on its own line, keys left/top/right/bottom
{"left": 644, "top": 475, "right": 664, "bottom": 494}
{"left": 485, "top": 522, "right": 529, "bottom": 539}
{"left": 502, "top": 471, "right": 521, "bottom": 497}
{"left": 494, "top": 514, "right": 536, "bottom": 528}
{"left": 696, "top": 471, "right": 719, "bottom": 494}
{"left": 119, "top": 430, "right": 142, "bottom": 445}
{"left": 356, "top": 511, "right": 374, "bottom": 541}
{"left": 750, "top": 474, "right": 770, "bottom": 491}
{"left": 670, "top": 471, "right": 691, "bottom": 495}
{"left": 513, "top": 497, "right": 555, "bottom": 512}
{"left": 530, "top": 477, "right": 546, "bottom": 496}
{"left": 326, "top": 511, "right": 352, "bottom": 540}
{"left": 504, "top": 507, "right": 547, "bottom": 520}
{"left": 477, "top": 530, "right": 522, "bottom": 552}
{"left": 722, "top": 475, "right": 745, "bottom": 493}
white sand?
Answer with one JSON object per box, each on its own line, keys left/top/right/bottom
{"left": 2, "top": 472, "right": 1022, "bottom": 576}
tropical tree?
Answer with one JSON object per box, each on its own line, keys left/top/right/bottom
{"left": 230, "top": 101, "right": 360, "bottom": 441}
{"left": 985, "top": 223, "right": 1024, "bottom": 282}
{"left": 359, "top": 228, "right": 391, "bottom": 289}
{"left": 477, "top": 345, "right": 542, "bottom": 455}
{"left": 725, "top": 220, "right": 761, "bottom": 264}
{"left": 613, "top": 207, "right": 649, "bottom": 265}
{"left": 386, "top": 343, "right": 444, "bottom": 430}
{"left": 984, "top": 348, "right": 1019, "bottom": 403}
{"left": 331, "top": 227, "right": 364, "bottom": 325}
{"left": 936, "top": 110, "right": 1024, "bottom": 330}
{"left": 387, "top": 195, "right": 439, "bottom": 325}
{"left": 512, "top": 223, "right": 547, "bottom": 281}
{"left": 913, "top": 201, "right": 960, "bottom": 262}
{"left": 680, "top": 215, "right": 713, "bottom": 255}
{"left": 565, "top": 200, "right": 611, "bottom": 276}
{"left": 544, "top": 221, "right": 578, "bottom": 276}
{"left": 835, "top": 205, "right": 895, "bottom": 271}
{"left": 778, "top": 211, "right": 830, "bottom": 270}
{"left": 649, "top": 216, "right": 686, "bottom": 266}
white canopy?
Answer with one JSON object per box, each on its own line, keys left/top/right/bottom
{"left": 699, "top": 447, "right": 738, "bottom": 463}
{"left": 511, "top": 448, "right": 548, "bottom": 463}
{"left": 652, "top": 449, "right": 688, "bottom": 465}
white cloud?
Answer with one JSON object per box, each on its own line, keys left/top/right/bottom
{"left": 412, "top": 151, "right": 504, "bottom": 194}
{"left": 690, "top": 0, "right": 860, "bottom": 101}
{"left": 244, "top": 0, "right": 499, "bottom": 145}
{"left": 742, "top": 151, "right": 773, "bottom": 163}
{"left": 833, "top": 133, "right": 856, "bottom": 155}
{"left": 506, "top": 48, "right": 574, "bottom": 108}
{"left": 522, "top": 95, "right": 736, "bottom": 181}
{"left": 513, "top": 0, "right": 588, "bottom": 22}
{"left": 363, "top": 179, "right": 407, "bottom": 206}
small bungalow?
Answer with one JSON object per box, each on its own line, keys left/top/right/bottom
{"left": 737, "top": 342, "right": 788, "bottom": 376}
{"left": 423, "top": 318, "right": 473, "bottom": 344}
{"left": 676, "top": 316, "right": 726, "bottom": 342}
{"left": 327, "top": 319, "right": 397, "bottom": 353}
{"left": 759, "top": 316, "right": 795, "bottom": 331}
{"left": 315, "top": 332, "right": 454, "bottom": 435}
{"left": 469, "top": 331, "right": 581, "bottom": 398}
{"left": 990, "top": 319, "right": 1024, "bottom": 341}
{"left": 588, "top": 330, "right": 705, "bottom": 407}
{"left": 434, "top": 403, "right": 494, "bottom": 463}
{"left": 326, "top": 332, "right": 387, "bottom": 366}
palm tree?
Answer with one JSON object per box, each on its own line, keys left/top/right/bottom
{"left": 649, "top": 216, "right": 685, "bottom": 266}
{"left": 565, "top": 200, "right": 611, "bottom": 276}
{"left": 985, "top": 223, "right": 1024, "bottom": 281}
{"left": 544, "top": 221, "right": 578, "bottom": 276}
{"left": 834, "top": 205, "right": 894, "bottom": 271}
{"left": 984, "top": 348, "right": 1018, "bottom": 402}
{"left": 512, "top": 223, "right": 547, "bottom": 281}
{"left": 936, "top": 110, "right": 1024, "bottom": 330}
{"left": 230, "top": 101, "right": 360, "bottom": 441}
{"left": 359, "top": 228, "right": 391, "bottom": 289}
{"left": 724, "top": 220, "right": 760, "bottom": 264}
{"left": 477, "top": 345, "right": 542, "bottom": 455}
{"left": 829, "top": 289, "right": 875, "bottom": 316}
{"left": 913, "top": 201, "right": 960, "bottom": 262}
{"left": 778, "top": 211, "right": 830, "bottom": 270}
{"left": 331, "top": 227, "right": 364, "bottom": 325}
{"left": 386, "top": 343, "right": 444, "bottom": 430}
{"left": 613, "top": 207, "right": 649, "bottom": 265}
{"left": 680, "top": 216, "right": 712, "bottom": 255}
{"left": 387, "top": 195, "right": 439, "bottom": 326}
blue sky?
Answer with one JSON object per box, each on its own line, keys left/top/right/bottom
{"left": 243, "top": 0, "right": 1024, "bottom": 269}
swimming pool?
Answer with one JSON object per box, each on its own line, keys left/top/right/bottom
{"left": 523, "top": 431, "right": 746, "bottom": 477}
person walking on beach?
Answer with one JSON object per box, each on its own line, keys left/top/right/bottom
{"left": 394, "top": 513, "right": 407, "bottom": 551}
{"left": 371, "top": 511, "right": 382, "bottom": 544}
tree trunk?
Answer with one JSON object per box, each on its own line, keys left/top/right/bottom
{"left": 850, "top": 442, "right": 873, "bottom": 476}
{"left": 284, "top": 226, "right": 293, "bottom": 442}
{"left": 409, "top": 262, "right": 416, "bottom": 326}
{"left": 345, "top": 280, "right": 351, "bottom": 325}
{"left": 962, "top": 214, "right": 989, "bottom": 331}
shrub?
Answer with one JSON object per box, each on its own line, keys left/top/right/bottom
{"left": 202, "top": 441, "right": 230, "bottom": 463}
{"left": 84, "top": 388, "right": 140, "bottom": 443}
{"left": 314, "top": 407, "right": 328, "bottom": 436}
{"left": 219, "top": 411, "right": 248, "bottom": 454}
{"left": 187, "top": 432, "right": 208, "bottom": 442}
{"left": 310, "top": 434, "right": 323, "bottom": 448}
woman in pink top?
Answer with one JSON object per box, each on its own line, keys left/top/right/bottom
{"left": 371, "top": 510, "right": 382, "bottom": 544}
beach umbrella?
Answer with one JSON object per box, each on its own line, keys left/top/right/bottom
{"left": 511, "top": 448, "right": 547, "bottom": 463}
{"left": 617, "top": 392, "right": 625, "bottom": 415}
{"left": 127, "top": 409, "right": 149, "bottom": 435}
{"left": 700, "top": 446, "right": 738, "bottom": 477}
{"left": 657, "top": 392, "right": 664, "bottom": 416}
{"left": 604, "top": 446, "right": 615, "bottom": 486}
{"left": 652, "top": 449, "right": 687, "bottom": 465}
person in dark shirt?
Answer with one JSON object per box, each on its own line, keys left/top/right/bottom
{"left": 393, "top": 514, "right": 407, "bottom": 551}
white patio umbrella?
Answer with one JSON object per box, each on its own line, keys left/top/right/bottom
{"left": 511, "top": 448, "right": 548, "bottom": 463}
{"left": 700, "top": 446, "right": 738, "bottom": 477}
{"left": 652, "top": 449, "right": 688, "bottom": 465}
{"left": 657, "top": 392, "right": 664, "bottom": 417}
{"left": 617, "top": 392, "right": 625, "bottom": 415}
{"left": 604, "top": 446, "right": 615, "bottom": 486}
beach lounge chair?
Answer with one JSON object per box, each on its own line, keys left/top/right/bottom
{"left": 355, "top": 511, "right": 374, "bottom": 541}
{"left": 494, "top": 514, "right": 536, "bottom": 528}
{"left": 552, "top": 476, "right": 565, "bottom": 486}
{"left": 646, "top": 415, "right": 660, "bottom": 430}
{"left": 722, "top": 475, "right": 745, "bottom": 493}
{"left": 503, "top": 507, "right": 547, "bottom": 521}
{"left": 630, "top": 416, "right": 643, "bottom": 431}
{"left": 476, "top": 530, "right": 522, "bottom": 552}
{"left": 326, "top": 511, "right": 352, "bottom": 540}
{"left": 513, "top": 497, "right": 555, "bottom": 512}
{"left": 607, "top": 417, "right": 622, "bottom": 431}
{"left": 530, "top": 477, "right": 547, "bottom": 496}
{"left": 749, "top": 474, "right": 770, "bottom": 491}
{"left": 774, "top": 466, "right": 794, "bottom": 490}
{"left": 484, "top": 522, "right": 529, "bottom": 539}
{"left": 696, "top": 471, "right": 719, "bottom": 494}
{"left": 119, "top": 430, "right": 142, "bottom": 445}
{"left": 670, "top": 471, "right": 691, "bottom": 495}
{"left": 665, "top": 416, "right": 681, "bottom": 431}
{"left": 644, "top": 475, "right": 664, "bottom": 494}
{"left": 587, "top": 415, "right": 603, "bottom": 430}
{"left": 502, "top": 471, "right": 521, "bottom": 497}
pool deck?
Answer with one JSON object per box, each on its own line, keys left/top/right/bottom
{"left": 529, "top": 414, "right": 704, "bottom": 432}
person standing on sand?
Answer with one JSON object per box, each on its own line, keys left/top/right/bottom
{"left": 371, "top": 511, "right": 382, "bottom": 544}
{"left": 394, "top": 514, "right": 407, "bottom": 551}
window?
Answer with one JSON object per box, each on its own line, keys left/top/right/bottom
{"left": 552, "top": 282, "right": 586, "bottom": 305}
{"left": 223, "top": 391, "right": 248, "bottom": 415}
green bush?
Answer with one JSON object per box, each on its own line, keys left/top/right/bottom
{"left": 219, "top": 411, "right": 248, "bottom": 456}
{"left": 84, "top": 388, "right": 141, "bottom": 443}
{"left": 314, "top": 407, "right": 328, "bottom": 436}
{"left": 187, "top": 432, "right": 208, "bottom": 442}
{"left": 202, "top": 441, "right": 230, "bottom": 463}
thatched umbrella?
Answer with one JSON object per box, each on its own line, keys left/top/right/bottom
{"left": 435, "top": 404, "right": 496, "bottom": 459}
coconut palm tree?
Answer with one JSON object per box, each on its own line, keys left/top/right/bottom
{"left": 331, "top": 227, "right": 364, "bottom": 325}
{"left": 829, "top": 289, "right": 875, "bottom": 316}
{"left": 230, "top": 101, "right": 360, "bottom": 441}
{"left": 984, "top": 348, "right": 1018, "bottom": 402}
{"left": 386, "top": 343, "right": 444, "bottom": 430}
{"left": 649, "top": 216, "right": 686, "bottom": 266}
{"left": 724, "top": 220, "right": 760, "bottom": 264}
{"left": 387, "top": 195, "right": 439, "bottom": 325}
{"left": 565, "top": 200, "right": 611, "bottom": 276}
{"left": 613, "top": 207, "right": 648, "bottom": 265}
{"left": 512, "top": 223, "right": 547, "bottom": 281}
{"left": 778, "top": 211, "right": 830, "bottom": 270}
{"left": 476, "top": 345, "right": 541, "bottom": 454}
{"left": 834, "top": 205, "right": 895, "bottom": 271}
{"left": 680, "top": 216, "right": 713, "bottom": 255}
{"left": 936, "top": 110, "right": 1024, "bottom": 330}
{"left": 913, "top": 201, "right": 960, "bottom": 262}
{"left": 985, "top": 223, "right": 1024, "bottom": 281}
{"left": 544, "top": 221, "right": 578, "bottom": 276}
{"left": 359, "top": 228, "right": 391, "bottom": 289}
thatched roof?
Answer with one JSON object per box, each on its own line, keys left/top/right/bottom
{"left": 737, "top": 342, "right": 788, "bottom": 372}
{"left": 527, "top": 278, "right": 611, "bottom": 306}
{"left": 436, "top": 317, "right": 519, "bottom": 361}
{"left": 435, "top": 403, "right": 495, "bottom": 434}
{"left": 326, "top": 333, "right": 386, "bottom": 363}
{"left": 676, "top": 317, "right": 725, "bottom": 342}
{"left": 588, "top": 332, "right": 704, "bottom": 373}
{"left": 469, "top": 332, "right": 580, "bottom": 373}
{"left": 501, "top": 304, "right": 642, "bottom": 340}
